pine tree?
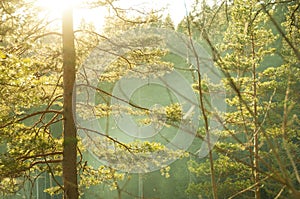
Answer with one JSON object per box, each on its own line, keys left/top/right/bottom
{"left": 186, "top": 0, "right": 300, "bottom": 198}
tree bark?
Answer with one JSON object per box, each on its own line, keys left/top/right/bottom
{"left": 62, "top": 6, "right": 78, "bottom": 199}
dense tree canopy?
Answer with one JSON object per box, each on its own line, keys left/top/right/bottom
{"left": 0, "top": 0, "right": 299, "bottom": 199}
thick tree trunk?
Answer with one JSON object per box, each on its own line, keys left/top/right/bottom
{"left": 62, "top": 6, "right": 78, "bottom": 199}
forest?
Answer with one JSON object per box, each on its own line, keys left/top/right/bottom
{"left": 0, "top": 0, "right": 299, "bottom": 199}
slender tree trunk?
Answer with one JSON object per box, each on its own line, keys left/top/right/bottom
{"left": 62, "top": 6, "right": 78, "bottom": 199}
{"left": 195, "top": 42, "right": 218, "bottom": 199}
{"left": 251, "top": 33, "right": 260, "bottom": 199}
{"left": 187, "top": 3, "right": 218, "bottom": 197}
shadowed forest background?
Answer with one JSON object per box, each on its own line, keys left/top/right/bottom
{"left": 0, "top": 0, "right": 300, "bottom": 199}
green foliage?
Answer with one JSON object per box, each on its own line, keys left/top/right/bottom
{"left": 1, "top": 0, "right": 300, "bottom": 198}
{"left": 187, "top": 155, "right": 252, "bottom": 199}
{"left": 0, "top": 1, "right": 64, "bottom": 196}
{"left": 99, "top": 47, "right": 173, "bottom": 82}
{"left": 84, "top": 137, "right": 187, "bottom": 173}
{"left": 165, "top": 103, "right": 183, "bottom": 123}
{"left": 79, "top": 165, "right": 125, "bottom": 190}
{"left": 186, "top": 0, "right": 300, "bottom": 198}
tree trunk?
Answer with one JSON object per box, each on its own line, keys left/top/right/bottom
{"left": 251, "top": 33, "right": 260, "bottom": 199}
{"left": 62, "top": 6, "right": 78, "bottom": 199}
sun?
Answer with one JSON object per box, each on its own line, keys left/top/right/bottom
{"left": 35, "top": 0, "right": 81, "bottom": 13}
{"left": 34, "top": 0, "right": 82, "bottom": 23}
{"left": 34, "top": 0, "right": 107, "bottom": 31}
